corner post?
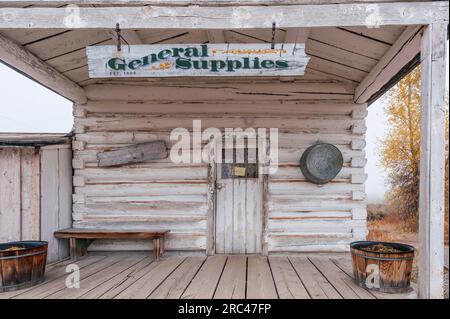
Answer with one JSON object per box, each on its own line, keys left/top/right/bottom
{"left": 418, "top": 23, "right": 448, "bottom": 299}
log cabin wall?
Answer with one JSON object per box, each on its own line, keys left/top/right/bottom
{"left": 72, "top": 79, "right": 368, "bottom": 254}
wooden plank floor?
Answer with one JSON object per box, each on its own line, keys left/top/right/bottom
{"left": 0, "top": 255, "right": 417, "bottom": 299}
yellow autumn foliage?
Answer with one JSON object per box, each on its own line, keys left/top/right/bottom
{"left": 380, "top": 66, "right": 449, "bottom": 232}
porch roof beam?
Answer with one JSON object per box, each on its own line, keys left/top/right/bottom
{"left": 354, "top": 25, "right": 423, "bottom": 104}
{"left": 0, "top": 2, "right": 447, "bottom": 29}
{"left": 0, "top": 33, "right": 87, "bottom": 104}
{"left": 0, "top": 0, "right": 441, "bottom": 5}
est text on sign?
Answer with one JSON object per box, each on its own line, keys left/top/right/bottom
{"left": 87, "top": 43, "right": 309, "bottom": 78}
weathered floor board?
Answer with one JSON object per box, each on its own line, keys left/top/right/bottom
{"left": 289, "top": 256, "right": 342, "bottom": 299}
{"left": 149, "top": 257, "right": 206, "bottom": 299}
{"left": 181, "top": 255, "right": 227, "bottom": 299}
{"left": 309, "top": 257, "right": 375, "bottom": 299}
{"left": 269, "top": 256, "right": 310, "bottom": 299}
{"left": 0, "top": 254, "right": 416, "bottom": 299}
{"left": 214, "top": 255, "right": 247, "bottom": 299}
{"left": 246, "top": 256, "right": 278, "bottom": 299}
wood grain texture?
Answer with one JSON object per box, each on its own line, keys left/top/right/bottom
{"left": 0, "top": 148, "right": 21, "bottom": 242}
{"left": 289, "top": 257, "right": 341, "bottom": 299}
{"left": 268, "top": 256, "right": 309, "bottom": 298}
{"left": 418, "top": 23, "right": 448, "bottom": 299}
{"left": 97, "top": 141, "right": 167, "bottom": 167}
{"left": 181, "top": 255, "right": 227, "bottom": 299}
{"left": 20, "top": 149, "right": 41, "bottom": 240}
{"left": 0, "top": 3, "right": 447, "bottom": 29}
{"left": 246, "top": 256, "right": 277, "bottom": 299}
{"left": 214, "top": 256, "right": 247, "bottom": 299}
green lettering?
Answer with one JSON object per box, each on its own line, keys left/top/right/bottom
{"left": 192, "top": 60, "right": 209, "bottom": 70}
{"left": 175, "top": 57, "right": 191, "bottom": 69}
{"left": 172, "top": 48, "right": 184, "bottom": 58}
{"left": 261, "top": 60, "right": 275, "bottom": 69}
{"left": 108, "top": 58, "right": 126, "bottom": 71}
{"left": 158, "top": 49, "right": 172, "bottom": 60}
{"left": 252, "top": 57, "right": 261, "bottom": 69}
{"left": 200, "top": 44, "right": 209, "bottom": 57}
{"left": 210, "top": 60, "right": 226, "bottom": 72}
{"left": 184, "top": 47, "right": 200, "bottom": 57}
{"left": 128, "top": 59, "right": 142, "bottom": 70}
{"left": 226, "top": 60, "right": 242, "bottom": 72}
{"left": 275, "top": 60, "right": 289, "bottom": 68}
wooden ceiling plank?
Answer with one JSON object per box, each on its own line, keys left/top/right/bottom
{"left": 24, "top": 30, "right": 110, "bottom": 61}
{"left": 0, "top": 29, "right": 68, "bottom": 45}
{"left": 306, "top": 39, "right": 377, "bottom": 72}
{"left": 0, "top": 32, "right": 87, "bottom": 104}
{"left": 207, "top": 30, "right": 226, "bottom": 43}
{"left": 338, "top": 26, "right": 407, "bottom": 45}
{"left": 309, "top": 27, "right": 390, "bottom": 60}
{"left": 284, "top": 28, "right": 310, "bottom": 43}
{"left": 308, "top": 56, "right": 368, "bottom": 82}
{"left": 354, "top": 25, "right": 423, "bottom": 103}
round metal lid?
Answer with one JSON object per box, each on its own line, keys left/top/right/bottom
{"left": 300, "top": 143, "right": 343, "bottom": 184}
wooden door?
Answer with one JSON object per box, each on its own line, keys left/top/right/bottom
{"left": 215, "top": 143, "right": 263, "bottom": 254}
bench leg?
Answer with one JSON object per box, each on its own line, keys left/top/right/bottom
{"left": 160, "top": 237, "right": 165, "bottom": 257}
{"left": 153, "top": 238, "right": 160, "bottom": 261}
{"left": 70, "top": 238, "right": 77, "bottom": 261}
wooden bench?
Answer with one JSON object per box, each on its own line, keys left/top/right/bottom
{"left": 54, "top": 228, "right": 170, "bottom": 261}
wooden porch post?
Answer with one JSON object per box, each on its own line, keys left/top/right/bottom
{"left": 418, "top": 23, "right": 448, "bottom": 299}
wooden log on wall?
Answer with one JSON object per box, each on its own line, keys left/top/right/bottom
{"left": 97, "top": 141, "right": 167, "bottom": 167}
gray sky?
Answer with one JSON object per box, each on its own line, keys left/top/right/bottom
{"left": 1, "top": 50, "right": 448, "bottom": 202}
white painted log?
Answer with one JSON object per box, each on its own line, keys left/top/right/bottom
{"left": 351, "top": 173, "right": 368, "bottom": 184}
{"left": 75, "top": 183, "right": 208, "bottom": 196}
{"left": 269, "top": 181, "right": 363, "bottom": 194}
{"left": 351, "top": 139, "right": 366, "bottom": 150}
{"left": 80, "top": 100, "right": 360, "bottom": 116}
{"left": 271, "top": 166, "right": 365, "bottom": 181}
{"left": 77, "top": 116, "right": 361, "bottom": 133}
{"left": 0, "top": 2, "right": 447, "bottom": 29}
{"left": 354, "top": 26, "right": 423, "bottom": 103}
{"left": 418, "top": 23, "right": 448, "bottom": 299}
{"left": 0, "top": 33, "right": 86, "bottom": 104}
{"left": 84, "top": 82, "right": 354, "bottom": 101}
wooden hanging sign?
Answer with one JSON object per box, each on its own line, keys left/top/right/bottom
{"left": 86, "top": 43, "right": 309, "bottom": 78}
